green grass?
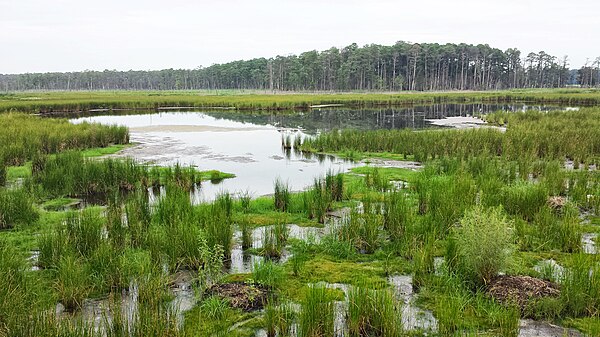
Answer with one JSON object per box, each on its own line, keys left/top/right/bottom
{"left": 79, "top": 144, "right": 130, "bottom": 157}
{"left": 2, "top": 89, "right": 600, "bottom": 113}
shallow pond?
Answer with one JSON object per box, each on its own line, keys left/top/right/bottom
{"left": 70, "top": 104, "right": 574, "bottom": 200}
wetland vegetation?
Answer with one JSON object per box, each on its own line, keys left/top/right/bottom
{"left": 2, "top": 90, "right": 600, "bottom": 336}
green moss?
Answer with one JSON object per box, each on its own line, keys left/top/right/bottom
{"left": 6, "top": 163, "right": 31, "bottom": 181}
{"left": 80, "top": 144, "right": 130, "bottom": 157}
{"left": 41, "top": 197, "right": 81, "bottom": 211}
{"left": 349, "top": 166, "right": 419, "bottom": 183}
{"left": 183, "top": 301, "right": 260, "bottom": 336}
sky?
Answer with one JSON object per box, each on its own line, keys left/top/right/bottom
{"left": 1, "top": 0, "right": 599, "bottom": 74}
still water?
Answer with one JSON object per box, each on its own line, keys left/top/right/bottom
{"left": 70, "top": 104, "right": 572, "bottom": 200}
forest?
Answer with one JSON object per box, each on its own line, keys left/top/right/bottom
{"left": 2, "top": 41, "right": 600, "bottom": 92}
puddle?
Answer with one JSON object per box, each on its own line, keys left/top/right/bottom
{"left": 388, "top": 275, "right": 438, "bottom": 333}
{"left": 582, "top": 233, "right": 598, "bottom": 254}
{"left": 533, "top": 259, "right": 565, "bottom": 282}
{"left": 28, "top": 250, "right": 40, "bottom": 271}
{"left": 72, "top": 112, "right": 360, "bottom": 201}
{"left": 518, "top": 319, "right": 582, "bottom": 337}
{"left": 55, "top": 272, "right": 196, "bottom": 331}
{"left": 227, "top": 224, "right": 321, "bottom": 274}
{"left": 71, "top": 105, "right": 572, "bottom": 200}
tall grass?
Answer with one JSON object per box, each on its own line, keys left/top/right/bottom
{"left": 334, "top": 208, "right": 382, "bottom": 254}
{"left": 3, "top": 90, "right": 600, "bottom": 113}
{"left": 54, "top": 254, "right": 91, "bottom": 311}
{"left": 347, "top": 285, "right": 402, "bottom": 337}
{"left": 383, "top": 189, "right": 414, "bottom": 242}
{"left": 274, "top": 178, "right": 290, "bottom": 212}
{"left": 560, "top": 254, "right": 600, "bottom": 317}
{"left": 0, "top": 112, "right": 128, "bottom": 165}
{"left": 302, "top": 108, "right": 600, "bottom": 165}
{"left": 0, "top": 187, "right": 38, "bottom": 229}
{"left": 252, "top": 259, "right": 285, "bottom": 288}
{"left": 299, "top": 284, "right": 335, "bottom": 337}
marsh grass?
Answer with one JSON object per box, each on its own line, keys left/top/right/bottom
{"left": 560, "top": 254, "right": 600, "bottom": 317}
{"left": 299, "top": 284, "right": 335, "bottom": 337}
{"left": 303, "top": 178, "right": 331, "bottom": 223}
{"left": 55, "top": 254, "right": 91, "bottom": 311}
{"left": 252, "top": 259, "right": 285, "bottom": 289}
{"left": 383, "top": 189, "right": 414, "bottom": 242}
{"left": 303, "top": 108, "right": 600, "bottom": 165}
{"left": 533, "top": 204, "right": 582, "bottom": 253}
{"left": 501, "top": 181, "right": 548, "bottom": 222}
{"left": 347, "top": 285, "right": 402, "bottom": 337}
{"left": 0, "top": 112, "right": 129, "bottom": 166}
{"left": 261, "top": 222, "right": 289, "bottom": 258}
{"left": 66, "top": 208, "right": 105, "bottom": 258}
{"left": 265, "top": 302, "right": 295, "bottom": 337}
{"left": 334, "top": 208, "right": 383, "bottom": 254}
{"left": 274, "top": 178, "right": 291, "bottom": 212}
{"left": 0, "top": 187, "right": 38, "bottom": 229}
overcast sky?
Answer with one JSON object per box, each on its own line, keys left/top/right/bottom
{"left": 1, "top": 0, "right": 598, "bottom": 74}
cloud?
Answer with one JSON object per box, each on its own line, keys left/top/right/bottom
{"left": 0, "top": 0, "right": 598, "bottom": 73}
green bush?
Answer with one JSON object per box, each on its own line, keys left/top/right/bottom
{"left": 449, "top": 205, "right": 514, "bottom": 286}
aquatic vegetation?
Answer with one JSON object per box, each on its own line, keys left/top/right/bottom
{"left": 298, "top": 284, "right": 335, "bottom": 337}
{"left": 347, "top": 285, "right": 402, "bottom": 337}
{"left": 303, "top": 108, "right": 600, "bottom": 165}
{"left": 0, "top": 112, "right": 129, "bottom": 165}
{"left": 274, "top": 178, "right": 291, "bottom": 212}
{"left": 334, "top": 208, "right": 383, "bottom": 254}
{"left": 54, "top": 254, "right": 91, "bottom": 311}
{"left": 252, "top": 259, "right": 285, "bottom": 289}
{"left": 0, "top": 187, "right": 38, "bottom": 229}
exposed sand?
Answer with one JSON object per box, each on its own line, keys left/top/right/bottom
{"left": 130, "top": 125, "right": 272, "bottom": 133}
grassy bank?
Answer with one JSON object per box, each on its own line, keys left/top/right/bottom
{"left": 1, "top": 88, "right": 600, "bottom": 113}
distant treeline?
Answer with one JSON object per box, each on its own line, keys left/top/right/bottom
{"left": 2, "top": 42, "right": 600, "bottom": 91}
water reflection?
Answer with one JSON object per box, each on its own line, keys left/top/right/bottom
{"left": 70, "top": 104, "right": 573, "bottom": 200}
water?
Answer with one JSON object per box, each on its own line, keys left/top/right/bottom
{"left": 72, "top": 112, "right": 359, "bottom": 200}
{"left": 70, "top": 104, "right": 571, "bottom": 200}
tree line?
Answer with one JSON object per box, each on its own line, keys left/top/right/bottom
{"left": 2, "top": 42, "right": 599, "bottom": 91}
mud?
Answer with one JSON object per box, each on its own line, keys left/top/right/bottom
{"left": 518, "top": 319, "right": 582, "bottom": 337}
{"left": 487, "top": 275, "right": 560, "bottom": 311}
{"left": 362, "top": 158, "right": 423, "bottom": 170}
{"left": 208, "top": 283, "right": 269, "bottom": 311}
{"left": 426, "top": 116, "right": 508, "bottom": 132}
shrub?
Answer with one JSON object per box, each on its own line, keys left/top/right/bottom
{"left": 449, "top": 205, "right": 514, "bottom": 286}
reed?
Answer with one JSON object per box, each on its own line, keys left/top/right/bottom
{"left": 0, "top": 187, "right": 38, "bottom": 229}
{"left": 54, "top": 254, "right": 91, "bottom": 311}
{"left": 252, "top": 259, "right": 285, "bottom": 289}
{"left": 0, "top": 112, "right": 129, "bottom": 165}
{"left": 347, "top": 285, "right": 402, "bottom": 337}
{"left": 298, "top": 284, "right": 335, "bottom": 337}
{"left": 274, "top": 178, "right": 291, "bottom": 212}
